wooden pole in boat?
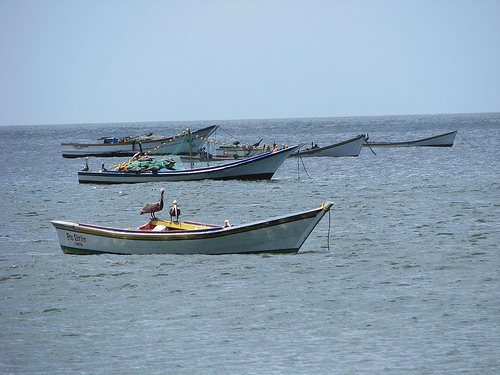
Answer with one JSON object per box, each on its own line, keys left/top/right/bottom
{"left": 188, "top": 128, "right": 193, "bottom": 169}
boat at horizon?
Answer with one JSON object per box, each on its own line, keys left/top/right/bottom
{"left": 362, "top": 130, "right": 457, "bottom": 147}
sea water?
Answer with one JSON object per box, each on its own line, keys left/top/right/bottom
{"left": 1, "top": 113, "right": 499, "bottom": 374}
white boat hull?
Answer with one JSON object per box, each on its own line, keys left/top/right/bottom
{"left": 51, "top": 202, "right": 333, "bottom": 255}
{"left": 78, "top": 146, "right": 298, "bottom": 184}
{"left": 293, "top": 135, "right": 364, "bottom": 157}
{"left": 61, "top": 125, "right": 217, "bottom": 158}
{"left": 363, "top": 130, "right": 457, "bottom": 147}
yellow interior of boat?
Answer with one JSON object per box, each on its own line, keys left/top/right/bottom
{"left": 137, "top": 219, "right": 217, "bottom": 231}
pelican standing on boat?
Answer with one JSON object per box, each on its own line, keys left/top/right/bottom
{"left": 169, "top": 200, "right": 180, "bottom": 222}
{"left": 140, "top": 188, "right": 164, "bottom": 219}
{"left": 132, "top": 142, "right": 143, "bottom": 159}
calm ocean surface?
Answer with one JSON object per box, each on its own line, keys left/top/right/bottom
{"left": 1, "top": 113, "right": 499, "bottom": 374}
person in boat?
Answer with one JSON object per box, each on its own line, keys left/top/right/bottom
{"left": 306, "top": 142, "right": 319, "bottom": 150}
{"left": 166, "top": 158, "right": 176, "bottom": 170}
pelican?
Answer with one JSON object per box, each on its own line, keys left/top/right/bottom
{"left": 169, "top": 200, "right": 180, "bottom": 222}
{"left": 82, "top": 157, "right": 89, "bottom": 171}
{"left": 140, "top": 188, "right": 164, "bottom": 219}
{"left": 132, "top": 142, "right": 143, "bottom": 159}
{"left": 99, "top": 162, "right": 106, "bottom": 172}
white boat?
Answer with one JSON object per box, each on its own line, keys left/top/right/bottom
{"left": 292, "top": 135, "right": 365, "bottom": 157}
{"left": 51, "top": 202, "right": 333, "bottom": 255}
{"left": 178, "top": 146, "right": 262, "bottom": 162}
{"left": 363, "top": 130, "right": 457, "bottom": 147}
{"left": 78, "top": 145, "right": 299, "bottom": 184}
{"left": 61, "top": 125, "right": 218, "bottom": 158}
{"left": 179, "top": 142, "right": 276, "bottom": 162}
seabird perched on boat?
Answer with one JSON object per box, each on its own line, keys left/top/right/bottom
{"left": 140, "top": 188, "right": 164, "bottom": 219}
{"left": 252, "top": 139, "right": 263, "bottom": 147}
{"left": 99, "top": 162, "right": 106, "bottom": 172}
{"left": 82, "top": 157, "right": 89, "bottom": 171}
{"left": 169, "top": 200, "right": 180, "bottom": 222}
{"left": 132, "top": 142, "right": 143, "bottom": 159}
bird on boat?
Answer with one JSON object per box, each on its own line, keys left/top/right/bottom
{"left": 252, "top": 139, "right": 263, "bottom": 147}
{"left": 132, "top": 142, "right": 143, "bottom": 159}
{"left": 169, "top": 200, "right": 180, "bottom": 222}
{"left": 99, "top": 162, "right": 106, "bottom": 172}
{"left": 140, "top": 188, "right": 164, "bottom": 219}
{"left": 82, "top": 157, "right": 89, "bottom": 171}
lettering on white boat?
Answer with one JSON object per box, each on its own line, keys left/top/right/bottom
{"left": 66, "top": 232, "right": 87, "bottom": 246}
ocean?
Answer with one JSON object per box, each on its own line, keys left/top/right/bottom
{"left": 1, "top": 113, "right": 499, "bottom": 374}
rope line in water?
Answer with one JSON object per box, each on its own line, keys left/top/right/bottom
{"left": 327, "top": 209, "right": 331, "bottom": 251}
{"left": 298, "top": 155, "right": 311, "bottom": 179}
{"left": 458, "top": 131, "right": 474, "bottom": 147}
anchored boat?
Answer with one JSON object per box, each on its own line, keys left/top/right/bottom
{"left": 61, "top": 125, "right": 218, "bottom": 158}
{"left": 52, "top": 202, "right": 333, "bottom": 255}
{"left": 292, "top": 135, "right": 366, "bottom": 157}
{"left": 78, "top": 145, "right": 299, "bottom": 184}
{"left": 363, "top": 130, "right": 457, "bottom": 147}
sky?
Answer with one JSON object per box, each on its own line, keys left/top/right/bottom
{"left": 1, "top": 0, "right": 499, "bottom": 126}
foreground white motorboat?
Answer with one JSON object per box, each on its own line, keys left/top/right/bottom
{"left": 51, "top": 202, "right": 333, "bottom": 255}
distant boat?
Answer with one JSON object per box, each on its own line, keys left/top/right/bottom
{"left": 61, "top": 125, "right": 218, "bottom": 158}
{"left": 78, "top": 145, "right": 299, "bottom": 184}
{"left": 179, "top": 140, "right": 276, "bottom": 162}
{"left": 179, "top": 144, "right": 264, "bottom": 162}
{"left": 51, "top": 201, "right": 333, "bottom": 255}
{"left": 291, "top": 135, "right": 366, "bottom": 157}
{"left": 363, "top": 130, "right": 457, "bottom": 147}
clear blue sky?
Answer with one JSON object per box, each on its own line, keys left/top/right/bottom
{"left": 1, "top": 0, "right": 499, "bottom": 126}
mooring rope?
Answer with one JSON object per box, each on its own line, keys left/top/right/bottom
{"left": 298, "top": 155, "right": 311, "bottom": 179}
{"left": 458, "top": 131, "right": 474, "bottom": 147}
{"left": 327, "top": 209, "right": 331, "bottom": 251}
{"left": 363, "top": 134, "right": 377, "bottom": 155}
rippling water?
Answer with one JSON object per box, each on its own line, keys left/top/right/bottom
{"left": 1, "top": 113, "right": 499, "bottom": 374}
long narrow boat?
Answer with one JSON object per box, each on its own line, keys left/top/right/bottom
{"left": 61, "top": 125, "right": 218, "bottom": 158}
{"left": 78, "top": 145, "right": 299, "bottom": 184}
{"left": 178, "top": 144, "right": 277, "bottom": 162}
{"left": 291, "top": 135, "right": 365, "bottom": 157}
{"left": 179, "top": 145, "right": 263, "bottom": 162}
{"left": 363, "top": 130, "right": 457, "bottom": 147}
{"left": 51, "top": 202, "right": 333, "bottom": 255}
